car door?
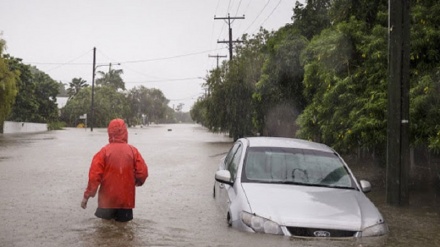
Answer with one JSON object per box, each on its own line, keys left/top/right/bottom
{"left": 215, "top": 141, "right": 243, "bottom": 222}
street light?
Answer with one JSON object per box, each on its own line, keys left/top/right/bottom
{"left": 90, "top": 47, "right": 121, "bottom": 131}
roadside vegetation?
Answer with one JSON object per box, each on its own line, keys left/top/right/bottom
{"left": 0, "top": 44, "right": 192, "bottom": 132}
{"left": 191, "top": 0, "right": 440, "bottom": 160}
{"left": 1, "top": 0, "right": 439, "bottom": 160}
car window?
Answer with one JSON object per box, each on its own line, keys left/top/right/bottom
{"left": 242, "top": 147, "right": 355, "bottom": 189}
{"left": 228, "top": 144, "right": 243, "bottom": 181}
{"left": 223, "top": 142, "right": 240, "bottom": 169}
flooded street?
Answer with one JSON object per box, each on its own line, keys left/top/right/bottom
{"left": 0, "top": 124, "right": 439, "bottom": 247}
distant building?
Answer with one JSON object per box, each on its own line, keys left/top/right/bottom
{"left": 57, "top": 97, "right": 68, "bottom": 109}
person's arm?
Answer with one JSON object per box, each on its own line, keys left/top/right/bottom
{"left": 81, "top": 149, "right": 105, "bottom": 209}
{"left": 133, "top": 147, "right": 148, "bottom": 186}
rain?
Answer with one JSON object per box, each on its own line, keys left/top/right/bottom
{"left": 0, "top": 124, "right": 439, "bottom": 246}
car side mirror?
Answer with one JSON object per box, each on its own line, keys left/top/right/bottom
{"left": 215, "top": 170, "right": 233, "bottom": 185}
{"left": 360, "top": 180, "right": 371, "bottom": 193}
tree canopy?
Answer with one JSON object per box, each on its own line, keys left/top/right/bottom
{"left": 192, "top": 0, "right": 440, "bottom": 155}
{"left": 61, "top": 78, "right": 173, "bottom": 127}
{"left": 1, "top": 45, "right": 181, "bottom": 130}
{"left": 96, "top": 67, "right": 125, "bottom": 90}
{"left": 4, "top": 54, "right": 59, "bottom": 124}
{"left": 0, "top": 39, "right": 19, "bottom": 133}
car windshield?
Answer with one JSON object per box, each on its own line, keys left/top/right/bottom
{"left": 242, "top": 147, "right": 355, "bottom": 189}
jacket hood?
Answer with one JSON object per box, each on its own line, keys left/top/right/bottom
{"left": 108, "top": 118, "right": 128, "bottom": 143}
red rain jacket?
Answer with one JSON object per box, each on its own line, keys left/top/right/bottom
{"left": 83, "top": 119, "right": 148, "bottom": 209}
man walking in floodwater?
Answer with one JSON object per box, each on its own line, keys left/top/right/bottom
{"left": 81, "top": 118, "right": 148, "bottom": 222}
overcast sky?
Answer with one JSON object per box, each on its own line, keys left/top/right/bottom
{"left": 1, "top": 0, "right": 301, "bottom": 112}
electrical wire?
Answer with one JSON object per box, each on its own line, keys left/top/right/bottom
{"left": 235, "top": 0, "right": 244, "bottom": 16}
{"left": 208, "top": 0, "right": 223, "bottom": 70}
{"left": 24, "top": 48, "right": 223, "bottom": 66}
{"left": 30, "top": 48, "right": 92, "bottom": 66}
{"left": 257, "top": 0, "right": 283, "bottom": 30}
{"left": 168, "top": 92, "right": 205, "bottom": 101}
{"left": 233, "top": 0, "right": 246, "bottom": 32}
{"left": 242, "top": 0, "right": 272, "bottom": 34}
{"left": 126, "top": 77, "right": 204, "bottom": 84}
{"left": 119, "top": 48, "right": 223, "bottom": 64}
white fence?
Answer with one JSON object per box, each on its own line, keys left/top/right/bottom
{"left": 3, "top": 121, "right": 47, "bottom": 134}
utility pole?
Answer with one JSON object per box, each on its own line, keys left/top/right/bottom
{"left": 90, "top": 49, "right": 120, "bottom": 132}
{"left": 90, "top": 47, "right": 96, "bottom": 132}
{"left": 214, "top": 13, "right": 245, "bottom": 60}
{"left": 386, "top": 0, "right": 410, "bottom": 206}
{"left": 208, "top": 54, "right": 227, "bottom": 68}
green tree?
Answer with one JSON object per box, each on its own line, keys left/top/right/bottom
{"left": 330, "top": 0, "right": 386, "bottom": 28}
{"left": 201, "top": 30, "right": 269, "bottom": 139}
{"left": 93, "top": 86, "right": 130, "bottom": 127}
{"left": 254, "top": 26, "right": 308, "bottom": 137}
{"left": 126, "top": 86, "right": 170, "bottom": 125}
{"left": 146, "top": 88, "right": 169, "bottom": 123}
{"left": 4, "top": 55, "right": 39, "bottom": 123}
{"left": 194, "top": 0, "right": 440, "bottom": 157}
{"left": 297, "top": 13, "right": 389, "bottom": 153}
{"left": 96, "top": 67, "right": 125, "bottom": 90}
{"left": 0, "top": 39, "right": 19, "bottom": 133}
{"left": 5, "top": 55, "right": 60, "bottom": 123}
{"left": 292, "top": 0, "right": 331, "bottom": 40}
{"left": 67, "top": 77, "right": 88, "bottom": 98}
{"left": 61, "top": 86, "right": 129, "bottom": 127}
{"left": 30, "top": 67, "right": 60, "bottom": 122}
{"left": 190, "top": 97, "right": 208, "bottom": 125}
{"left": 297, "top": 0, "right": 440, "bottom": 156}
{"left": 57, "top": 81, "right": 68, "bottom": 97}
{"left": 203, "top": 68, "right": 228, "bottom": 132}
{"left": 60, "top": 87, "right": 91, "bottom": 127}
{"left": 175, "top": 103, "right": 184, "bottom": 112}
{"left": 409, "top": 0, "right": 440, "bottom": 152}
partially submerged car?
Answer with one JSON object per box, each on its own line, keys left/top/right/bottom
{"left": 213, "top": 137, "right": 388, "bottom": 238}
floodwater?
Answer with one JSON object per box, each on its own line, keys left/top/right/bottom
{"left": 0, "top": 124, "right": 439, "bottom": 247}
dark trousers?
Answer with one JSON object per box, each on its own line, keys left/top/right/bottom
{"left": 95, "top": 208, "right": 133, "bottom": 222}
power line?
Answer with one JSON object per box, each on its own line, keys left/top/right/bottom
{"left": 242, "top": 0, "right": 272, "bottom": 34}
{"left": 168, "top": 93, "right": 205, "bottom": 102}
{"left": 120, "top": 49, "right": 223, "bottom": 64}
{"left": 30, "top": 49, "right": 92, "bottom": 66}
{"left": 227, "top": 0, "right": 232, "bottom": 13}
{"left": 234, "top": 0, "right": 244, "bottom": 16}
{"left": 126, "top": 77, "right": 203, "bottom": 84}
{"left": 258, "top": 0, "right": 283, "bottom": 28}
{"left": 26, "top": 48, "right": 223, "bottom": 66}
{"left": 233, "top": 0, "right": 246, "bottom": 31}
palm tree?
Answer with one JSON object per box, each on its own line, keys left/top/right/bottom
{"left": 96, "top": 68, "right": 125, "bottom": 90}
{"left": 67, "top": 77, "right": 88, "bottom": 98}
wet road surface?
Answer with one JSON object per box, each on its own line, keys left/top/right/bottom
{"left": 0, "top": 124, "right": 439, "bottom": 246}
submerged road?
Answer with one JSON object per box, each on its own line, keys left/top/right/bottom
{"left": 0, "top": 124, "right": 439, "bottom": 247}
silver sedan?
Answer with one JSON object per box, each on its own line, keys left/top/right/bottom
{"left": 213, "top": 137, "right": 388, "bottom": 238}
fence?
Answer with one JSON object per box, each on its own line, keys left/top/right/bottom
{"left": 3, "top": 121, "right": 47, "bottom": 134}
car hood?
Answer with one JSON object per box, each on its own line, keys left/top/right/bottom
{"left": 241, "top": 183, "right": 381, "bottom": 231}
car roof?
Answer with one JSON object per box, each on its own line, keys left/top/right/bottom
{"left": 242, "top": 137, "right": 335, "bottom": 153}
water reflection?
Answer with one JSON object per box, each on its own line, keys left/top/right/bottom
{"left": 366, "top": 189, "right": 440, "bottom": 247}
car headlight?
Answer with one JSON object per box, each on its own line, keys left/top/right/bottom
{"left": 241, "top": 211, "right": 282, "bottom": 235}
{"left": 361, "top": 222, "right": 389, "bottom": 237}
